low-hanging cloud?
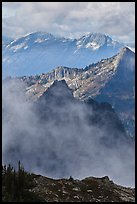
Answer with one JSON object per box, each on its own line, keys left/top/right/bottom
{"left": 2, "top": 2, "right": 135, "bottom": 43}
{"left": 2, "top": 79, "right": 135, "bottom": 188}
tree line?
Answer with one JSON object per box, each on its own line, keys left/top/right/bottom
{"left": 2, "top": 161, "right": 43, "bottom": 202}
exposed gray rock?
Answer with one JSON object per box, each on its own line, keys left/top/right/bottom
{"left": 30, "top": 174, "right": 135, "bottom": 202}
{"left": 16, "top": 47, "right": 134, "bottom": 137}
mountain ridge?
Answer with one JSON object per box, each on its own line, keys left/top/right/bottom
{"left": 2, "top": 32, "right": 125, "bottom": 77}
{"left": 12, "top": 47, "right": 134, "bottom": 138}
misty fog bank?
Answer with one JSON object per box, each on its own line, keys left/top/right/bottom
{"left": 2, "top": 79, "right": 135, "bottom": 187}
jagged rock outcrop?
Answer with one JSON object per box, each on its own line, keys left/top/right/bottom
{"left": 29, "top": 174, "right": 135, "bottom": 202}
{"left": 17, "top": 47, "right": 134, "bottom": 137}
{"left": 23, "top": 47, "right": 134, "bottom": 100}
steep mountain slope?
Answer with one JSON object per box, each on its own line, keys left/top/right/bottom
{"left": 95, "top": 47, "right": 135, "bottom": 137}
{"left": 2, "top": 32, "right": 124, "bottom": 77}
{"left": 3, "top": 79, "right": 135, "bottom": 187}
{"left": 19, "top": 47, "right": 135, "bottom": 137}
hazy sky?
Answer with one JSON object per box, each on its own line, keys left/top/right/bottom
{"left": 2, "top": 2, "right": 135, "bottom": 42}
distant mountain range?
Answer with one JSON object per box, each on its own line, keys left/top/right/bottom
{"left": 2, "top": 32, "right": 126, "bottom": 77}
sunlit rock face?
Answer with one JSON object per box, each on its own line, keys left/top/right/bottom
{"left": 15, "top": 47, "right": 134, "bottom": 137}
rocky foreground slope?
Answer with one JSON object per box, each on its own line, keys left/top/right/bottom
{"left": 2, "top": 164, "right": 135, "bottom": 202}
{"left": 28, "top": 174, "right": 135, "bottom": 202}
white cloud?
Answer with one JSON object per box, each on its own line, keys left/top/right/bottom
{"left": 2, "top": 2, "right": 135, "bottom": 42}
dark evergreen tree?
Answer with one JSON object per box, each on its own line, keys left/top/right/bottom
{"left": 2, "top": 162, "right": 43, "bottom": 202}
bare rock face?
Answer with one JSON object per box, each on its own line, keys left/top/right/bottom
{"left": 29, "top": 174, "right": 135, "bottom": 202}
{"left": 22, "top": 47, "right": 134, "bottom": 101}
{"left": 18, "top": 47, "right": 134, "bottom": 137}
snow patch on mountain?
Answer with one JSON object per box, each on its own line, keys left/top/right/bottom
{"left": 3, "top": 32, "right": 125, "bottom": 77}
{"left": 11, "top": 42, "right": 27, "bottom": 52}
{"left": 76, "top": 33, "right": 121, "bottom": 50}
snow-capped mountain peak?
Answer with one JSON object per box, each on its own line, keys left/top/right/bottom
{"left": 6, "top": 32, "right": 56, "bottom": 52}
{"left": 76, "top": 32, "right": 121, "bottom": 50}
{"left": 3, "top": 32, "right": 126, "bottom": 77}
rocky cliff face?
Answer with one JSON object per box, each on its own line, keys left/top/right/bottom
{"left": 18, "top": 47, "right": 134, "bottom": 137}
{"left": 22, "top": 47, "right": 134, "bottom": 99}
